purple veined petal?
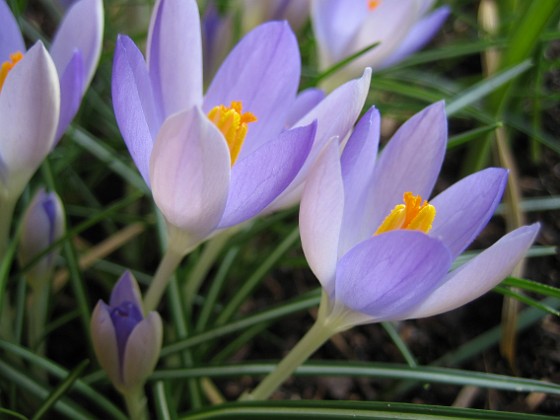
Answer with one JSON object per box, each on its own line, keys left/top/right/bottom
{"left": 337, "top": 107, "right": 381, "bottom": 256}
{"left": 122, "top": 312, "right": 163, "bottom": 390}
{"left": 54, "top": 50, "right": 84, "bottom": 142}
{"left": 201, "top": 1, "right": 233, "bottom": 81}
{"left": 335, "top": 230, "right": 452, "bottom": 322}
{"left": 405, "top": 223, "right": 540, "bottom": 320}
{"left": 50, "top": 0, "right": 104, "bottom": 93}
{"left": 219, "top": 122, "right": 316, "bottom": 228}
{"left": 430, "top": 167, "right": 508, "bottom": 259}
{"left": 284, "top": 88, "right": 325, "bottom": 128}
{"left": 109, "top": 271, "right": 143, "bottom": 309}
{"left": 110, "top": 300, "right": 143, "bottom": 368}
{"left": 112, "top": 35, "right": 161, "bottom": 186}
{"left": 0, "top": 0, "right": 25, "bottom": 62}
{"left": 149, "top": 107, "right": 230, "bottom": 239}
{"left": 147, "top": 0, "right": 203, "bottom": 117}
{"left": 382, "top": 6, "right": 450, "bottom": 69}
{"left": 300, "top": 139, "right": 345, "bottom": 295}
{"left": 269, "top": 67, "right": 371, "bottom": 210}
{"left": 203, "top": 21, "right": 300, "bottom": 158}
{"left": 311, "top": 0, "right": 369, "bottom": 68}
{"left": 91, "top": 301, "right": 121, "bottom": 388}
{"left": 365, "top": 101, "right": 447, "bottom": 232}
{"left": 0, "top": 42, "right": 60, "bottom": 197}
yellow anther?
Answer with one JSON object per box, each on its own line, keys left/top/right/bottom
{"left": 0, "top": 51, "right": 24, "bottom": 93}
{"left": 374, "top": 192, "right": 436, "bottom": 235}
{"left": 207, "top": 101, "right": 257, "bottom": 165}
{"left": 367, "top": 0, "right": 381, "bottom": 11}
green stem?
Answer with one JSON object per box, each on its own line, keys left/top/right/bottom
{"left": 0, "top": 196, "right": 17, "bottom": 260}
{"left": 123, "top": 386, "right": 148, "bottom": 420}
{"left": 27, "top": 274, "right": 51, "bottom": 354}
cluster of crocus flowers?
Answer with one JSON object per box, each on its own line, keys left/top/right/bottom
{"left": 91, "top": 272, "right": 162, "bottom": 417}
{"left": 245, "top": 102, "right": 539, "bottom": 400}
{"left": 312, "top": 0, "right": 450, "bottom": 89}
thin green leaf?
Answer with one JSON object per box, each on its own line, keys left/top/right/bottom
{"left": 447, "top": 123, "right": 503, "bottom": 150}
{"left": 494, "top": 286, "right": 560, "bottom": 317}
{"left": 503, "top": 277, "right": 560, "bottom": 299}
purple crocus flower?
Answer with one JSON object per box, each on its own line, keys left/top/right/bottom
{"left": 113, "top": 0, "right": 370, "bottom": 250}
{"left": 91, "top": 272, "right": 163, "bottom": 393}
{"left": 0, "top": 0, "right": 104, "bottom": 141}
{"left": 312, "top": 0, "right": 450, "bottom": 88}
{"left": 300, "top": 102, "right": 539, "bottom": 328}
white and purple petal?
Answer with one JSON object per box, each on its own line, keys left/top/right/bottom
{"left": 109, "top": 271, "right": 144, "bottom": 309}
{"left": 284, "top": 88, "right": 325, "bottom": 128}
{"left": 0, "top": 0, "right": 25, "bottom": 62}
{"left": 91, "top": 301, "right": 121, "bottom": 388}
{"left": 55, "top": 50, "right": 84, "bottom": 141}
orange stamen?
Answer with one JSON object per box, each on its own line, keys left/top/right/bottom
{"left": 0, "top": 51, "right": 24, "bottom": 93}
{"left": 374, "top": 192, "right": 436, "bottom": 235}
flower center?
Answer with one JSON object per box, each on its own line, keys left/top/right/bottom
{"left": 0, "top": 51, "right": 24, "bottom": 93}
{"left": 207, "top": 101, "right": 257, "bottom": 165}
{"left": 367, "top": 0, "right": 381, "bottom": 11}
{"left": 374, "top": 192, "right": 436, "bottom": 235}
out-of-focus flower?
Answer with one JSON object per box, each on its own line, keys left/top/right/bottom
{"left": 300, "top": 102, "right": 539, "bottom": 329}
{"left": 312, "top": 0, "right": 449, "bottom": 88}
{"left": 241, "top": 0, "right": 311, "bottom": 33}
{"left": 201, "top": 1, "right": 233, "bottom": 81}
{"left": 0, "top": 43, "right": 60, "bottom": 204}
{"left": 0, "top": 0, "right": 104, "bottom": 141}
{"left": 91, "top": 272, "right": 163, "bottom": 393}
{"left": 113, "top": 0, "right": 370, "bottom": 251}
{"left": 18, "top": 188, "right": 65, "bottom": 283}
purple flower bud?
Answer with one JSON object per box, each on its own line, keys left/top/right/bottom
{"left": 91, "top": 272, "right": 162, "bottom": 393}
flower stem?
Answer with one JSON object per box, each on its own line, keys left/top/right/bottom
{"left": 123, "top": 386, "right": 148, "bottom": 420}
{"left": 0, "top": 196, "right": 17, "bottom": 260}
{"left": 241, "top": 299, "right": 339, "bottom": 401}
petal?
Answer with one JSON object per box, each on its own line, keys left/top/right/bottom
{"left": 337, "top": 107, "right": 380, "bottom": 255}
{"left": 406, "top": 224, "right": 540, "bottom": 319}
{"left": 112, "top": 35, "right": 160, "bottom": 186}
{"left": 335, "top": 230, "right": 452, "bottom": 321}
{"left": 219, "top": 122, "right": 316, "bottom": 228}
{"left": 0, "top": 0, "right": 25, "bottom": 62}
{"left": 284, "top": 88, "right": 325, "bottom": 128}
{"left": 91, "top": 301, "right": 122, "bottom": 389}
{"left": 149, "top": 107, "right": 230, "bottom": 239}
{"left": 430, "top": 168, "right": 508, "bottom": 258}
{"left": 147, "top": 0, "right": 203, "bottom": 117}
{"left": 50, "top": 0, "right": 104, "bottom": 92}
{"left": 382, "top": 6, "right": 451, "bottom": 69}
{"left": 54, "top": 50, "right": 84, "bottom": 142}
{"left": 299, "top": 139, "right": 344, "bottom": 295}
{"left": 122, "top": 312, "right": 163, "bottom": 390}
{"left": 0, "top": 42, "right": 60, "bottom": 197}
{"left": 203, "top": 21, "right": 300, "bottom": 157}
{"left": 109, "top": 271, "right": 143, "bottom": 309}
{"left": 366, "top": 101, "right": 447, "bottom": 231}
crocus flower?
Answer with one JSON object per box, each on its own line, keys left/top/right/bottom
{"left": 300, "top": 102, "right": 539, "bottom": 329}
{"left": 0, "top": 0, "right": 104, "bottom": 141}
{"left": 18, "top": 188, "right": 65, "bottom": 284}
{"left": 91, "top": 271, "right": 163, "bottom": 393}
{"left": 113, "top": 0, "right": 370, "bottom": 251}
{"left": 311, "top": 0, "right": 450, "bottom": 88}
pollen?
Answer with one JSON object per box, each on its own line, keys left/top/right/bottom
{"left": 207, "top": 101, "right": 257, "bottom": 166}
{"left": 0, "top": 51, "right": 24, "bottom": 93}
{"left": 367, "top": 0, "right": 381, "bottom": 11}
{"left": 374, "top": 192, "right": 436, "bottom": 235}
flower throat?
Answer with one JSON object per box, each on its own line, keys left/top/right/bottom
{"left": 375, "top": 192, "right": 436, "bottom": 235}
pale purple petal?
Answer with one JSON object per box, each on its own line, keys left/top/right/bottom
{"left": 430, "top": 168, "right": 508, "bottom": 258}
{"left": 406, "top": 224, "right": 540, "bottom": 319}
{"left": 149, "top": 107, "right": 230, "bottom": 239}
{"left": 91, "top": 301, "right": 121, "bottom": 387}
{"left": 337, "top": 107, "right": 380, "bottom": 255}
{"left": 0, "top": 0, "right": 25, "bottom": 62}
{"left": 366, "top": 101, "right": 447, "bottom": 231}
{"left": 219, "top": 122, "right": 316, "bottom": 228}
{"left": 203, "top": 21, "right": 300, "bottom": 157}
{"left": 335, "top": 230, "right": 452, "bottom": 321}
{"left": 110, "top": 300, "right": 143, "bottom": 366}
{"left": 112, "top": 35, "right": 160, "bottom": 186}
{"left": 148, "top": 0, "right": 203, "bottom": 117}
{"left": 284, "top": 88, "right": 325, "bottom": 128}
{"left": 54, "top": 50, "right": 84, "bottom": 141}
{"left": 0, "top": 42, "right": 60, "bottom": 196}
{"left": 300, "top": 140, "right": 344, "bottom": 295}
{"left": 122, "top": 312, "right": 162, "bottom": 389}
{"left": 109, "top": 271, "right": 143, "bottom": 309}
{"left": 50, "top": 0, "right": 103, "bottom": 92}
{"left": 382, "top": 7, "right": 450, "bottom": 69}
